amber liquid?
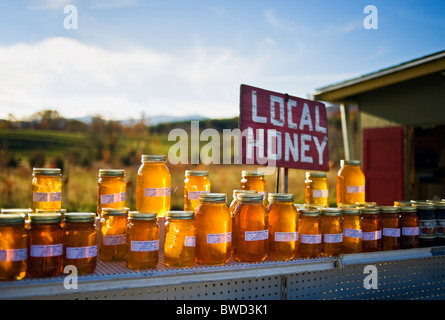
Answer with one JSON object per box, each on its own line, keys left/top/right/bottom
{"left": 305, "top": 176, "right": 329, "bottom": 207}
{"left": 298, "top": 215, "right": 322, "bottom": 258}
{"left": 184, "top": 176, "right": 211, "bottom": 212}
{"left": 382, "top": 213, "right": 400, "bottom": 250}
{"left": 195, "top": 201, "right": 232, "bottom": 265}
{"left": 0, "top": 224, "right": 27, "bottom": 281}
{"left": 97, "top": 176, "right": 126, "bottom": 216}
{"left": 164, "top": 219, "right": 196, "bottom": 268}
{"left": 400, "top": 212, "right": 419, "bottom": 249}
{"left": 267, "top": 201, "right": 298, "bottom": 261}
{"left": 136, "top": 162, "right": 171, "bottom": 218}
{"left": 337, "top": 164, "right": 365, "bottom": 206}
{"left": 99, "top": 215, "right": 127, "bottom": 262}
{"left": 232, "top": 200, "right": 268, "bottom": 262}
{"left": 361, "top": 214, "right": 382, "bottom": 252}
{"left": 126, "top": 220, "right": 159, "bottom": 270}
{"left": 32, "top": 175, "right": 62, "bottom": 212}
{"left": 321, "top": 215, "right": 343, "bottom": 257}
{"left": 241, "top": 176, "right": 266, "bottom": 205}
{"left": 342, "top": 215, "right": 362, "bottom": 254}
{"left": 28, "top": 223, "right": 63, "bottom": 277}
{"left": 63, "top": 221, "right": 97, "bottom": 275}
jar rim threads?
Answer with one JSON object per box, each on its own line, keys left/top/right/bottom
{"left": 141, "top": 155, "right": 166, "bottom": 162}
{"left": 101, "top": 207, "right": 129, "bottom": 216}
{"left": 0, "top": 213, "right": 26, "bottom": 225}
{"left": 32, "top": 167, "right": 62, "bottom": 176}
{"left": 29, "top": 212, "right": 62, "bottom": 224}
{"left": 64, "top": 212, "right": 96, "bottom": 223}
{"left": 237, "top": 193, "right": 264, "bottom": 202}
{"left": 199, "top": 193, "right": 227, "bottom": 203}
{"left": 128, "top": 211, "right": 158, "bottom": 220}
{"left": 166, "top": 211, "right": 195, "bottom": 219}
{"left": 268, "top": 193, "right": 294, "bottom": 202}
{"left": 185, "top": 170, "right": 209, "bottom": 177}
{"left": 242, "top": 170, "right": 265, "bottom": 177}
{"left": 99, "top": 169, "right": 125, "bottom": 177}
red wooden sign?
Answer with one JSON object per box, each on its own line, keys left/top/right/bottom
{"left": 239, "top": 84, "right": 329, "bottom": 171}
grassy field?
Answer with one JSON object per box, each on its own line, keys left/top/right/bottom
{"left": 0, "top": 127, "right": 340, "bottom": 211}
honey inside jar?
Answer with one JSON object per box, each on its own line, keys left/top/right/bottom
{"left": 361, "top": 207, "right": 382, "bottom": 252}
{"left": 232, "top": 193, "right": 268, "bottom": 263}
{"left": 184, "top": 170, "right": 211, "bottom": 212}
{"left": 99, "top": 207, "right": 128, "bottom": 262}
{"left": 297, "top": 209, "right": 322, "bottom": 259}
{"left": 136, "top": 155, "right": 171, "bottom": 218}
{"left": 97, "top": 169, "right": 127, "bottom": 216}
{"left": 164, "top": 211, "right": 196, "bottom": 268}
{"left": 305, "top": 172, "right": 329, "bottom": 207}
{"left": 126, "top": 211, "right": 159, "bottom": 270}
{"left": 320, "top": 207, "right": 343, "bottom": 257}
{"left": 266, "top": 193, "right": 298, "bottom": 261}
{"left": 341, "top": 207, "right": 362, "bottom": 254}
{"left": 195, "top": 193, "right": 232, "bottom": 265}
{"left": 380, "top": 206, "right": 400, "bottom": 251}
{"left": 63, "top": 212, "right": 97, "bottom": 275}
{"left": 229, "top": 190, "right": 258, "bottom": 216}
{"left": 0, "top": 213, "right": 27, "bottom": 281}
{"left": 336, "top": 160, "right": 365, "bottom": 206}
{"left": 31, "top": 168, "right": 62, "bottom": 212}
{"left": 241, "top": 170, "right": 266, "bottom": 204}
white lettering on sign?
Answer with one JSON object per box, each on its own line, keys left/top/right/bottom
{"left": 240, "top": 84, "right": 329, "bottom": 171}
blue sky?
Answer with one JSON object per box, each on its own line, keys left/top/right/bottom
{"left": 0, "top": 0, "right": 444, "bottom": 120}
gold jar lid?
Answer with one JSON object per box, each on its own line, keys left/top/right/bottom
{"left": 199, "top": 193, "right": 227, "bottom": 203}
{"left": 29, "top": 213, "right": 62, "bottom": 224}
{"left": 0, "top": 213, "right": 26, "bottom": 225}
{"left": 242, "top": 170, "right": 264, "bottom": 177}
{"left": 299, "top": 208, "right": 320, "bottom": 217}
{"left": 340, "top": 160, "right": 361, "bottom": 166}
{"left": 185, "top": 170, "right": 209, "bottom": 177}
{"left": 361, "top": 207, "right": 381, "bottom": 215}
{"left": 268, "top": 193, "right": 294, "bottom": 202}
{"left": 128, "top": 211, "right": 157, "bottom": 220}
{"left": 341, "top": 207, "right": 360, "bottom": 215}
{"left": 305, "top": 171, "right": 326, "bottom": 178}
{"left": 433, "top": 201, "right": 445, "bottom": 209}
{"left": 32, "top": 168, "right": 61, "bottom": 176}
{"left": 399, "top": 205, "right": 417, "bottom": 213}
{"left": 141, "top": 155, "right": 166, "bottom": 162}
{"left": 411, "top": 200, "right": 435, "bottom": 210}
{"left": 320, "top": 207, "right": 342, "bottom": 216}
{"left": 394, "top": 200, "right": 412, "bottom": 207}
{"left": 99, "top": 169, "right": 125, "bottom": 177}
{"left": 102, "top": 207, "right": 129, "bottom": 216}
{"left": 1, "top": 208, "right": 32, "bottom": 215}
{"left": 380, "top": 206, "right": 399, "bottom": 213}
{"left": 237, "top": 193, "right": 264, "bottom": 202}
{"left": 166, "top": 211, "right": 194, "bottom": 219}
{"left": 356, "top": 202, "right": 378, "bottom": 208}
{"left": 65, "top": 212, "right": 96, "bottom": 223}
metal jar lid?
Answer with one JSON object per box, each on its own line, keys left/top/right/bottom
{"left": 0, "top": 213, "right": 26, "bottom": 225}
{"left": 1, "top": 208, "right": 32, "bottom": 215}
{"left": 411, "top": 200, "right": 435, "bottom": 210}
{"left": 237, "top": 193, "right": 264, "bottom": 202}
{"left": 99, "top": 169, "right": 125, "bottom": 177}
{"left": 299, "top": 208, "right": 321, "bottom": 217}
{"left": 340, "top": 160, "right": 361, "bottom": 166}
{"left": 268, "top": 193, "right": 294, "bottom": 202}
{"left": 341, "top": 207, "right": 361, "bottom": 215}
{"left": 166, "top": 211, "right": 195, "bottom": 219}
{"left": 305, "top": 171, "right": 326, "bottom": 178}
{"left": 361, "top": 207, "right": 381, "bottom": 215}
{"left": 380, "top": 206, "right": 399, "bottom": 213}
{"left": 242, "top": 170, "right": 264, "bottom": 177}
{"left": 29, "top": 213, "right": 62, "bottom": 224}
{"left": 32, "top": 168, "right": 61, "bottom": 176}
{"left": 128, "top": 211, "right": 158, "bottom": 220}
{"left": 141, "top": 155, "right": 166, "bottom": 162}
{"left": 101, "top": 207, "right": 129, "bottom": 216}
{"left": 64, "top": 212, "right": 96, "bottom": 223}
{"left": 398, "top": 205, "right": 417, "bottom": 213}
{"left": 199, "top": 193, "right": 227, "bottom": 203}
{"left": 232, "top": 190, "right": 258, "bottom": 198}
{"left": 320, "top": 207, "right": 342, "bottom": 216}
{"left": 185, "top": 170, "right": 209, "bottom": 177}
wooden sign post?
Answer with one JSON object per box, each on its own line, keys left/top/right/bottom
{"left": 239, "top": 84, "right": 329, "bottom": 193}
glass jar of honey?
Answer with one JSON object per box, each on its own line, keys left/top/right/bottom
{"left": 336, "top": 160, "right": 365, "bottom": 206}
{"left": 1, "top": 208, "right": 32, "bottom": 230}
{"left": 361, "top": 207, "right": 382, "bottom": 252}
{"left": 184, "top": 170, "right": 211, "bottom": 212}
{"left": 399, "top": 205, "right": 419, "bottom": 249}
{"left": 320, "top": 207, "right": 343, "bottom": 257}
{"left": 0, "top": 213, "right": 27, "bottom": 281}
{"left": 434, "top": 201, "right": 445, "bottom": 246}
{"left": 229, "top": 190, "right": 258, "bottom": 215}
{"left": 99, "top": 207, "right": 129, "bottom": 262}
{"left": 232, "top": 193, "right": 268, "bottom": 263}
{"left": 164, "top": 211, "right": 196, "bottom": 268}
{"left": 298, "top": 209, "right": 322, "bottom": 258}
{"left": 63, "top": 212, "right": 97, "bottom": 275}
{"left": 28, "top": 213, "right": 63, "bottom": 278}
{"left": 97, "top": 169, "right": 127, "bottom": 216}
{"left": 126, "top": 211, "right": 159, "bottom": 270}
{"left": 31, "top": 168, "right": 62, "bottom": 212}
{"left": 305, "top": 172, "right": 329, "bottom": 207}
{"left": 381, "top": 206, "right": 400, "bottom": 251}
{"left": 136, "top": 155, "right": 171, "bottom": 218}
{"left": 412, "top": 201, "right": 436, "bottom": 248}
{"left": 341, "top": 207, "right": 362, "bottom": 254}
{"left": 241, "top": 170, "right": 266, "bottom": 204}
{"left": 195, "top": 193, "right": 232, "bottom": 265}
{"left": 266, "top": 193, "right": 298, "bottom": 261}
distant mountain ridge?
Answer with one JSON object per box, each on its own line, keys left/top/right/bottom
{"left": 71, "top": 114, "right": 210, "bottom": 126}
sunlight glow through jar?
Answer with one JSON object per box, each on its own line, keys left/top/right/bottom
{"left": 184, "top": 170, "right": 211, "bottom": 212}
{"left": 336, "top": 160, "right": 365, "bottom": 206}
{"left": 164, "top": 211, "right": 196, "bottom": 268}
{"left": 31, "top": 168, "right": 62, "bottom": 212}
{"left": 97, "top": 169, "right": 127, "bottom": 216}
{"left": 305, "top": 172, "right": 329, "bottom": 207}
{"left": 241, "top": 171, "right": 266, "bottom": 204}
{"left": 341, "top": 207, "right": 362, "bottom": 254}
{"left": 320, "top": 207, "right": 343, "bottom": 257}
{"left": 99, "top": 207, "right": 129, "bottom": 262}
{"left": 298, "top": 209, "right": 322, "bottom": 258}
{"left": 136, "top": 155, "right": 171, "bottom": 218}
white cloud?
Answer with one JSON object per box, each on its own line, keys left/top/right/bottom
{"left": 264, "top": 8, "right": 295, "bottom": 32}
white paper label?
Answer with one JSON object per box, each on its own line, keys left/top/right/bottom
{"left": 362, "top": 230, "right": 382, "bottom": 241}
{"left": 207, "top": 232, "right": 232, "bottom": 244}
{"left": 0, "top": 248, "right": 27, "bottom": 261}
{"left": 402, "top": 227, "right": 419, "bottom": 236}
{"left": 100, "top": 192, "right": 126, "bottom": 204}
{"left": 245, "top": 230, "right": 268, "bottom": 241}
{"left": 343, "top": 228, "right": 362, "bottom": 239}
{"left": 313, "top": 189, "right": 329, "bottom": 198}
{"left": 145, "top": 187, "right": 171, "bottom": 197}
{"left": 184, "top": 236, "right": 196, "bottom": 247}
{"left": 103, "top": 234, "right": 126, "bottom": 246}
{"left": 346, "top": 186, "right": 365, "bottom": 193}
{"left": 30, "top": 244, "right": 63, "bottom": 257}
{"left": 32, "top": 192, "right": 62, "bottom": 202}
{"left": 300, "top": 234, "right": 322, "bottom": 244}
{"left": 274, "top": 231, "right": 298, "bottom": 242}
{"left": 323, "top": 233, "right": 343, "bottom": 243}
{"left": 66, "top": 245, "right": 97, "bottom": 259}
{"left": 383, "top": 228, "right": 401, "bottom": 237}
{"left": 130, "top": 240, "right": 159, "bottom": 252}
{"left": 187, "top": 190, "right": 210, "bottom": 200}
